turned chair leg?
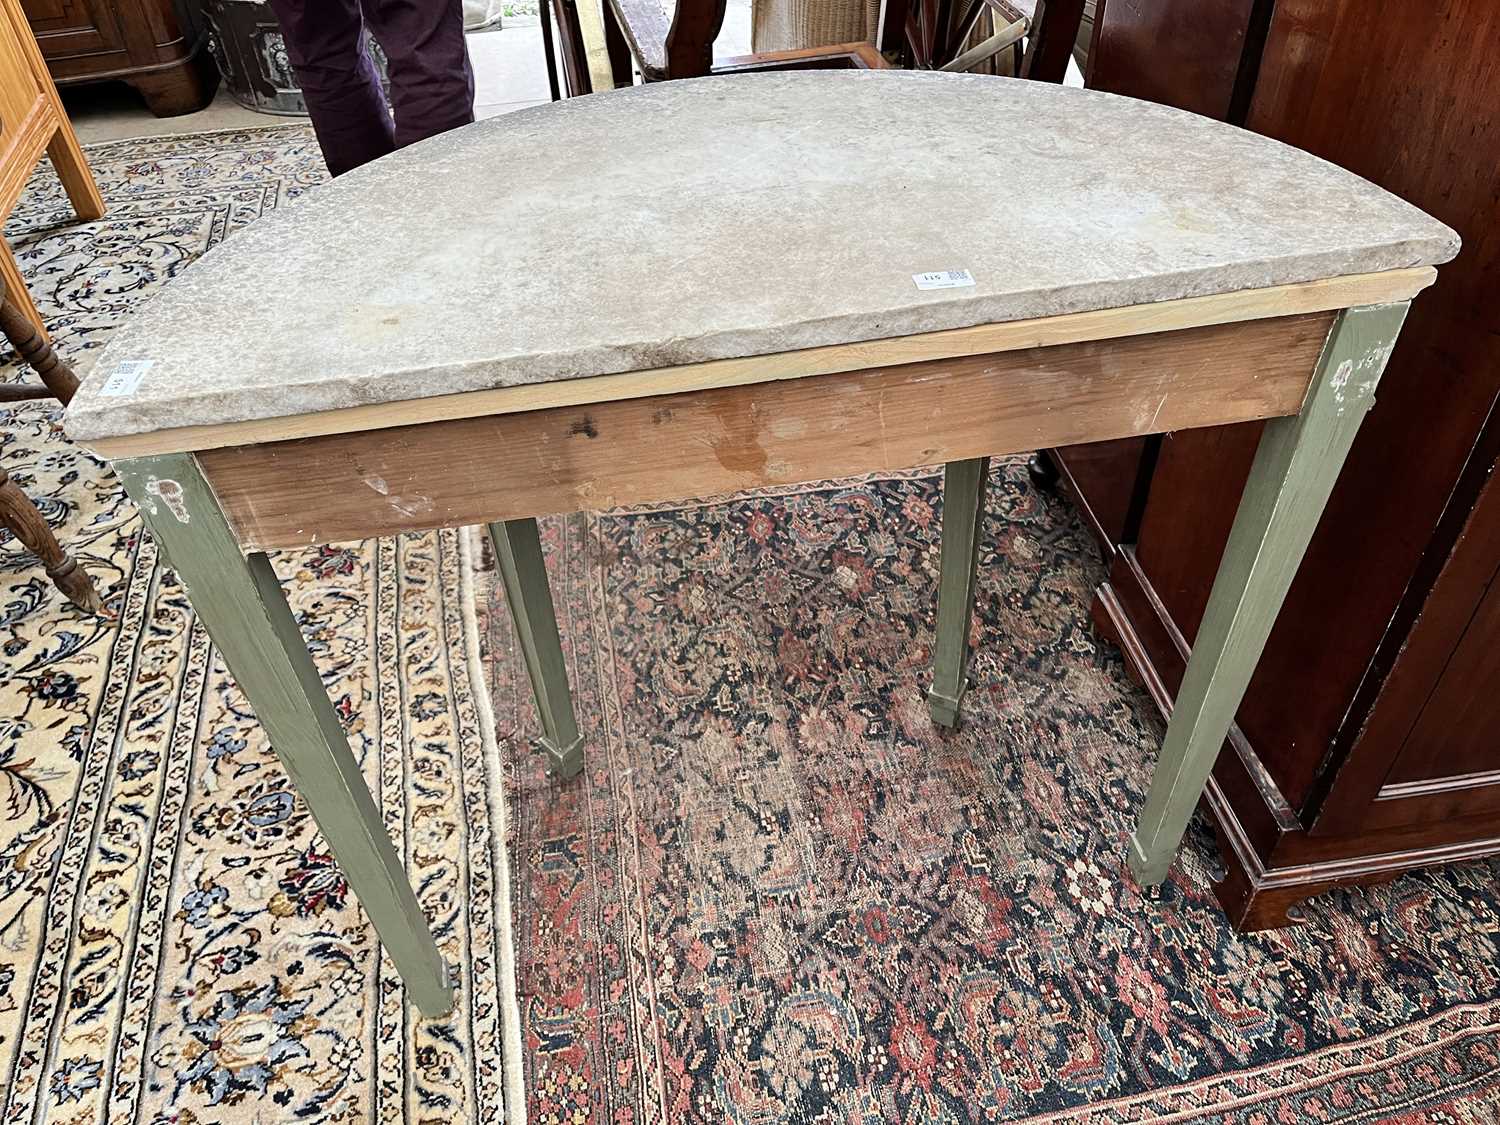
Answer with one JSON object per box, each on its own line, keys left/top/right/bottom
{"left": 0, "top": 464, "right": 102, "bottom": 612}
{"left": 0, "top": 242, "right": 54, "bottom": 349}
{"left": 0, "top": 294, "right": 79, "bottom": 402}
{"left": 0, "top": 277, "right": 97, "bottom": 611}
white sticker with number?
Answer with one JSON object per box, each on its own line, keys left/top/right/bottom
{"left": 913, "top": 269, "right": 976, "bottom": 291}
{"left": 98, "top": 359, "right": 155, "bottom": 396}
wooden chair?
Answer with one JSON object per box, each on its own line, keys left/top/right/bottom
{"left": 0, "top": 273, "right": 103, "bottom": 613}
{"left": 549, "top": 0, "right": 1085, "bottom": 94}
{"left": 551, "top": 0, "right": 892, "bottom": 96}
{"left": 879, "top": 0, "right": 1086, "bottom": 80}
{"left": 0, "top": 0, "right": 105, "bottom": 342}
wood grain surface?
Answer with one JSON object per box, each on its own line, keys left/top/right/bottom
{"left": 201, "top": 312, "right": 1336, "bottom": 550}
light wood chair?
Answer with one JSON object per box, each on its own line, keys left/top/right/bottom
{"left": 0, "top": 0, "right": 105, "bottom": 342}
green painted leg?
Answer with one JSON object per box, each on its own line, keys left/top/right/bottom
{"left": 929, "top": 457, "right": 991, "bottom": 727}
{"left": 113, "top": 454, "right": 456, "bottom": 1017}
{"left": 1128, "top": 303, "right": 1411, "bottom": 885}
{"left": 487, "top": 518, "right": 585, "bottom": 779}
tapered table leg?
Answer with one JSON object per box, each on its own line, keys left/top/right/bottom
{"left": 1128, "top": 302, "right": 1411, "bottom": 884}
{"left": 929, "top": 457, "right": 991, "bottom": 727}
{"left": 113, "top": 454, "right": 456, "bottom": 1017}
{"left": 487, "top": 518, "right": 585, "bottom": 778}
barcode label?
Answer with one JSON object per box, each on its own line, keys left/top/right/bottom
{"left": 913, "top": 269, "right": 976, "bottom": 291}
{"left": 98, "top": 359, "right": 154, "bottom": 396}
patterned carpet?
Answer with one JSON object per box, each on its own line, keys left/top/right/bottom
{"left": 2, "top": 128, "right": 520, "bottom": 1122}
{"left": 3, "top": 124, "right": 1500, "bottom": 1125}
{"left": 476, "top": 474, "right": 1500, "bottom": 1124}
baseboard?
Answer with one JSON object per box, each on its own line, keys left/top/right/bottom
{"left": 1089, "top": 547, "right": 1500, "bottom": 930}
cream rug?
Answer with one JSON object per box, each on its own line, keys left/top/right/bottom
{"left": 2, "top": 126, "right": 523, "bottom": 1123}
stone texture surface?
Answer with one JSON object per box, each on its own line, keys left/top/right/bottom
{"left": 66, "top": 71, "right": 1459, "bottom": 445}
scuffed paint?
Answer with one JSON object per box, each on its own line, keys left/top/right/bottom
{"left": 1331, "top": 332, "right": 1397, "bottom": 415}
{"left": 144, "top": 477, "right": 190, "bottom": 524}
{"left": 389, "top": 495, "right": 434, "bottom": 518}
{"left": 1330, "top": 358, "right": 1354, "bottom": 406}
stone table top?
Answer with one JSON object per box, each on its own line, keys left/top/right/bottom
{"left": 66, "top": 71, "right": 1459, "bottom": 447}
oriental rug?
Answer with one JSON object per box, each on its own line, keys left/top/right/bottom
{"left": 3, "top": 126, "right": 523, "bottom": 1122}
{"left": 477, "top": 469, "right": 1500, "bottom": 1124}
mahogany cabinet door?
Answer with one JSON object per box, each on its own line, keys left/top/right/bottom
{"left": 1088, "top": 0, "right": 1500, "bottom": 819}
{"left": 1238, "top": 0, "right": 1500, "bottom": 815}
{"left": 1312, "top": 440, "right": 1500, "bottom": 835}
{"left": 18, "top": 0, "right": 124, "bottom": 58}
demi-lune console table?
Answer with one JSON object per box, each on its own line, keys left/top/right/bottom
{"left": 64, "top": 73, "right": 1457, "bottom": 1017}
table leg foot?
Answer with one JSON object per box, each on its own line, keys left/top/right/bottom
{"left": 114, "top": 454, "right": 456, "bottom": 1018}
{"left": 927, "top": 684, "right": 965, "bottom": 729}
{"left": 538, "top": 731, "right": 585, "bottom": 779}
{"left": 488, "top": 518, "right": 586, "bottom": 780}
{"left": 929, "top": 457, "right": 990, "bottom": 729}
{"left": 1127, "top": 832, "right": 1171, "bottom": 885}
{"left": 1128, "top": 303, "right": 1411, "bottom": 885}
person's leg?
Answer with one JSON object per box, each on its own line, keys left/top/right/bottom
{"left": 363, "top": 0, "right": 475, "bottom": 151}
{"left": 268, "top": 0, "right": 396, "bottom": 176}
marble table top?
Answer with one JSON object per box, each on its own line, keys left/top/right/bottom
{"left": 66, "top": 71, "right": 1458, "bottom": 446}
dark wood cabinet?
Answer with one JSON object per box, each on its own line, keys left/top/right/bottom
{"left": 1057, "top": 0, "right": 1500, "bottom": 929}
{"left": 20, "top": 0, "right": 216, "bottom": 116}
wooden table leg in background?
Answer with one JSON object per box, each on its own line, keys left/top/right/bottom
{"left": 487, "top": 518, "right": 585, "bottom": 778}
{"left": 112, "top": 453, "right": 457, "bottom": 1018}
{"left": 1, "top": 0, "right": 106, "bottom": 342}
{"left": 929, "top": 456, "right": 991, "bottom": 727}
{"left": 1127, "top": 302, "right": 1411, "bottom": 883}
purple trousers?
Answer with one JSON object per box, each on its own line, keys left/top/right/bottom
{"left": 269, "top": 0, "right": 475, "bottom": 177}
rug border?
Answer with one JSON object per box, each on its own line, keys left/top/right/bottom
{"left": 461, "top": 526, "right": 529, "bottom": 1125}
{"left": 1030, "top": 998, "right": 1500, "bottom": 1123}
{"left": 78, "top": 120, "right": 315, "bottom": 153}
